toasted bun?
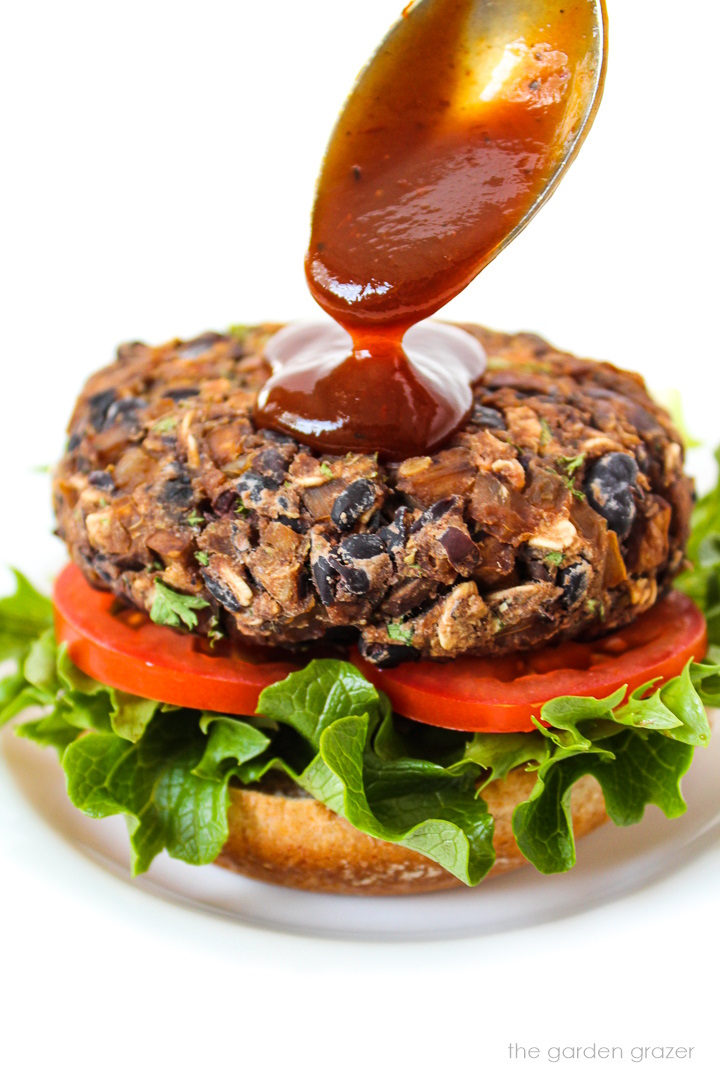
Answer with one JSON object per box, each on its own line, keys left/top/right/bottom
{"left": 216, "top": 771, "right": 607, "bottom": 895}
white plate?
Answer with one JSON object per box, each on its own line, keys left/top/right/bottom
{"left": 3, "top": 709, "right": 718, "bottom": 943}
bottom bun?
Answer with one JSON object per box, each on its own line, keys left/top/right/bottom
{"left": 216, "top": 770, "right": 607, "bottom": 895}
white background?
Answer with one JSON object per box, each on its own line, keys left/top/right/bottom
{"left": 1, "top": 2, "right": 719, "bottom": 1078}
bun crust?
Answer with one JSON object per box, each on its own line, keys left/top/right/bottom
{"left": 216, "top": 771, "right": 607, "bottom": 895}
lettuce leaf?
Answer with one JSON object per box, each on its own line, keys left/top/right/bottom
{"left": 677, "top": 446, "right": 720, "bottom": 640}
{"left": 62, "top": 713, "right": 231, "bottom": 873}
{"left": 196, "top": 662, "right": 495, "bottom": 884}
{"left": 299, "top": 715, "right": 495, "bottom": 884}
{"left": 0, "top": 570, "right": 53, "bottom": 662}
{"left": 1, "top": 620, "right": 716, "bottom": 881}
{"left": 512, "top": 731, "right": 694, "bottom": 873}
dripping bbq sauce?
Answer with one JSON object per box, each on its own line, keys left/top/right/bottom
{"left": 254, "top": 0, "right": 597, "bottom": 460}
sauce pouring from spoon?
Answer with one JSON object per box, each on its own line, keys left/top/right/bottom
{"left": 254, "top": 0, "right": 608, "bottom": 460}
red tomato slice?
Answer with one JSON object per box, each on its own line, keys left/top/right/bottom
{"left": 54, "top": 564, "right": 299, "bottom": 715}
{"left": 55, "top": 565, "right": 707, "bottom": 733}
{"left": 355, "top": 591, "right": 708, "bottom": 732}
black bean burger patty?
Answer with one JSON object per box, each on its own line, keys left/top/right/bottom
{"left": 53, "top": 324, "right": 694, "bottom": 665}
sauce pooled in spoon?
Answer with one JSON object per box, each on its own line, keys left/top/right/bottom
{"left": 254, "top": 0, "right": 605, "bottom": 459}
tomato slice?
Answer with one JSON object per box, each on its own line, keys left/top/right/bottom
{"left": 355, "top": 591, "right": 708, "bottom": 732}
{"left": 53, "top": 564, "right": 299, "bottom": 715}
{"left": 55, "top": 564, "right": 708, "bottom": 733}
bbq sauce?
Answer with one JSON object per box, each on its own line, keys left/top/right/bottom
{"left": 254, "top": 0, "right": 601, "bottom": 459}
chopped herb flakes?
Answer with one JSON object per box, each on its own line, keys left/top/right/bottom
{"left": 153, "top": 416, "right": 177, "bottom": 434}
{"left": 387, "top": 621, "right": 414, "bottom": 646}
{"left": 150, "top": 580, "right": 209, "bottom": 630}
{"left": 539, "top": 417, "right": 552, "bottom": 448}
{"left": 544, "top": 551, "right": 565, "bottom": 567}
{"left": 587, "top": 598, "right": 606, "bottom": 620}
{"left": 557, "top": 453, "right": 586, "bottom": 477}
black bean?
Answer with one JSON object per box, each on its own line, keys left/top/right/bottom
{"left": 162, "top": 474, "right": 193, "bottom": 508}
{"left": 410, "top": 496, "right": 458, "bottom": 534}
{"left": 201, "top": 571, "right": 244, "bottom": 613}
{"left": 296, "top": 570, "right": 311, "bottom": 601}
{"left": 263, "top": 429, "right": 296, "bottom": 446}
{"left": 312, "top": 556, "right": 337, "bottom": 605}
{"left": 339, "top": 534, "right": 385, "bottom": 560}
{"left": 87, "top": 389, "right": 116, "bottom": 431}
{"left": 429, "top": 496, "right": 458, "bottom": 521}
{"left": 176, "top": 344, "right": 210, "bottom": 360}
{"left": 440, "top": 527, "right": 479, "bottom": 571}
{"left": 177, "top": 332, "right": 223, "bottom": 359}
{"left": 382, "top": 578, "right": 437, "bottom": 618}
{"left": 226, "top": 339, "right": 246, "bottom": 361}
{"left": 328, "top": 558, "right": 370, "bottom": 596}
{"left": 213, "top": 489, "right": 240, "bottom": 516}
{"left": 236, "top": 469, "right": 278, "bottom": 504}
{"left": 359, "top": 640, "right": 420, "bottom": 667}
{"left": 331, "top": 479, "right": 376, "bottom": 530}
{"left": 105, "top": 396, "right": 145, "bottom": 429}
{"left": 471, "top": 404, "right": 505, "bottom": 430}
{"left": 558, "top": 562, "right": 589, "bottom": 609}
{"left": 67, "top": 432, "right": 82, "bottom": 452}
{"left": 524, "top": 555, "right": 552, "bottom": 583}
{"left": 115, "top": 555, "right": 147, "bottom": 573}
{"left": 323, "top": 625, "right": 360, "bottom": 646}
{"left": 164, "top": 387, "right": 200, "bottom": 401}
{"left": 378, "top": 507, "right": 409, "bottom": 551}
{"left": 87, "top": 470, "right": 116, "bottom": 492}
{"left": 277, "top": 515, "right": 306, "bottom": 534}
{"left": 90, "top": 559, "right": 115, "bottom": 586}
{"left": 585, "top": 453, "right": 638, "bottom": 539}
{"left": 253, "top": 448, "right": 287, "bottom": 484}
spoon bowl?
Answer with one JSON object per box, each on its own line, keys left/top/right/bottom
{"left": 453, "top": 0, "right": 609, "bottom": 265}
{"left": 307, "top": 0, "right": 608, "bottom": 329}
{"left": 258, "top": 0, "right": 608, "bottom": 459}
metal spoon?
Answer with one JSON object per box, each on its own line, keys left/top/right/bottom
{"left": 258, "top": 1, "right": 609, "bottom": 457}
{"left": 307, "top": 0, "right": 609, "bottom": 327}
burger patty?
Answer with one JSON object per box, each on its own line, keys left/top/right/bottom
{"left": 54, "top": 324, "right": 694, "bottom": 666}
